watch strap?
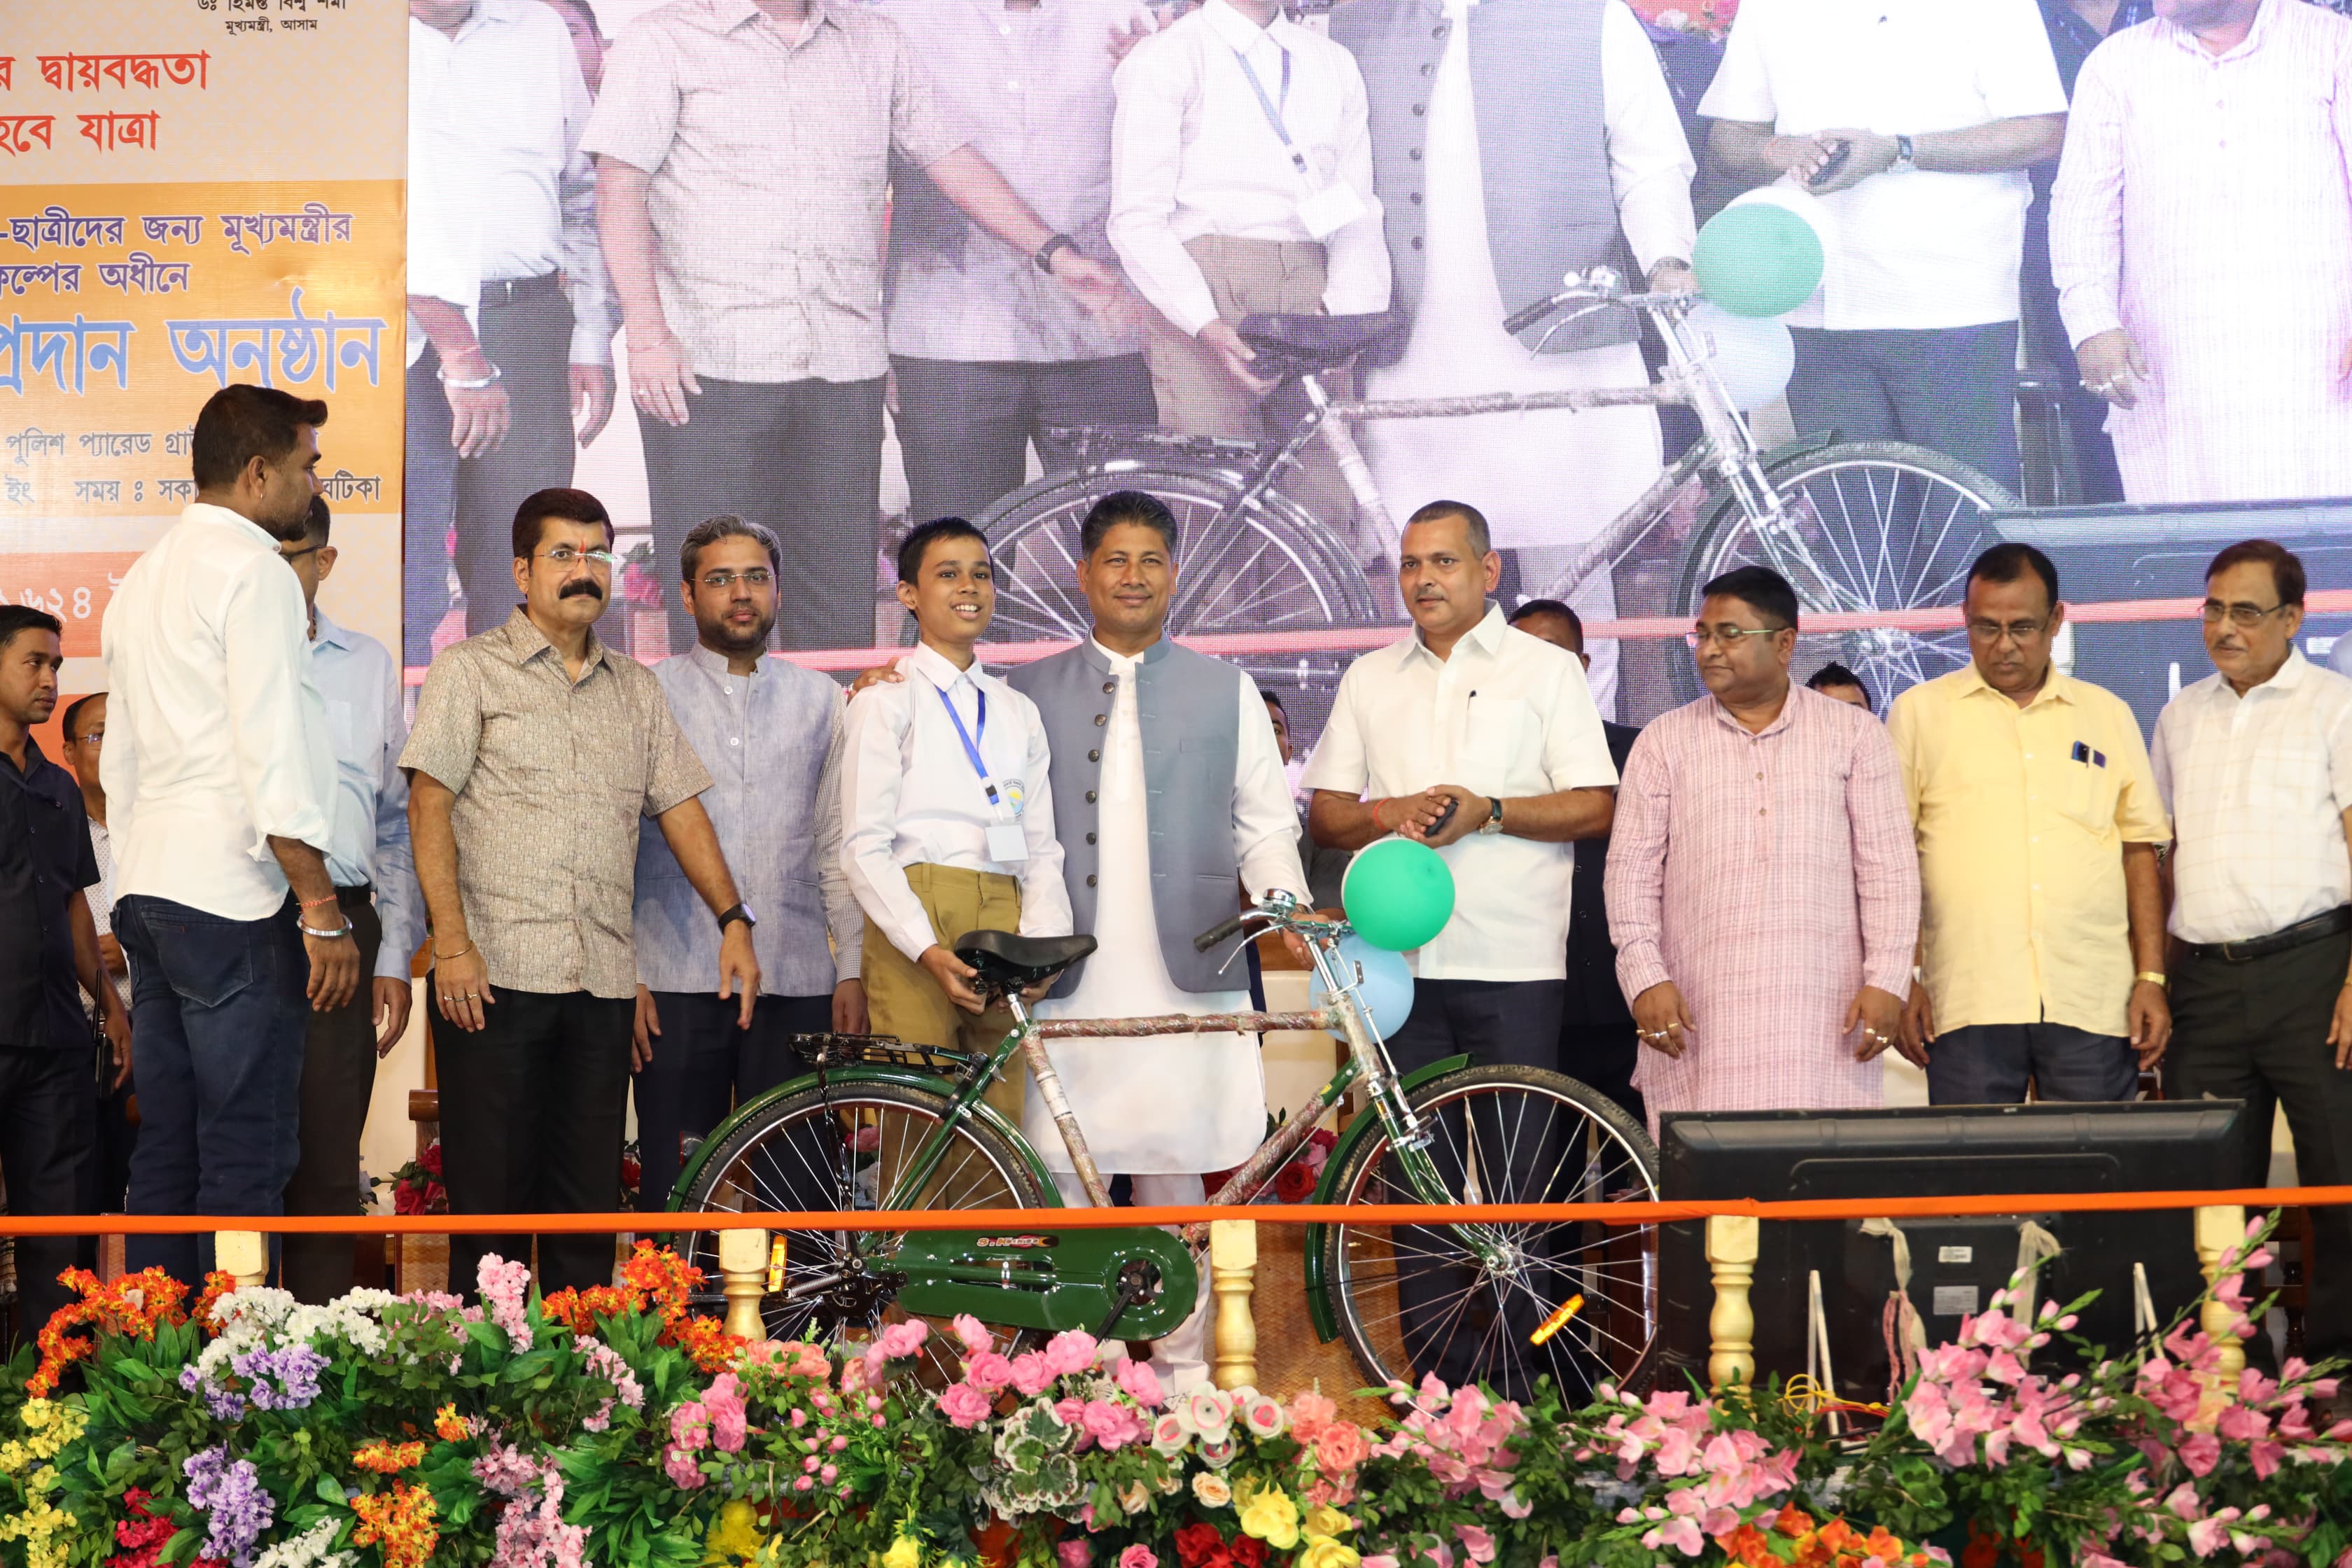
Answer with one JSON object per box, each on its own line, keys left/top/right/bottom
{"left": 718, "top": 902, "right": 757, "bottom": 932}
{"left": 1033, "top": 233, "right": 1079, "bottom": 274}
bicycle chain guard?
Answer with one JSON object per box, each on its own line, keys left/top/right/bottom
{"left": 787, "top": 1031, "right": 983, "bottom": 1083}
{"left": 892, "top": 1222, "right": 1198, "bottom": 1340}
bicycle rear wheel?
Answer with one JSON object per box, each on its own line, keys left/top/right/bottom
{"left": 1321, "top": 1065, "right": 1660, "bottom": 1405}
{"left": 1670, "top": 440, "right": 2019, "bottom": 710}
{"left": 673, "top": 1079, "right": 1049, "bottom": 1387}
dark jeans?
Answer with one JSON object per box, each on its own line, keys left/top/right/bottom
{"left": 115, "top": 894, "right": 309, "bottom": 1282}
{"left": 0, "top": 1044, "right": 94, "bottom": 1344}
{"left": 891, "top": 353, "right": 1157, "bottom": 525}
{"left": 434, "top": 984, "right": 631, "bottom": 1294}
{"left": 282, "top": 892, "right": 384, "bottom": 1303}
{"left": 1787, "top": 322, "right": 2023, "bottom": 496}
{"left": 637, "top": 375, "right": 886, "bottom": 654}
{"left": 1385, "top": 977, "right": 1576, "bottom": 1398}
{"left": 2171, "top": 928, "right": 2352, "bottom": 1361}
{"left": 405, "top": 290, "right": 579, "bottom": 654}
{"left": 1559, "top": 1021, "right": 1646, "bottom": 1129}
{"left": 403, "top": 347, "right": 461, "bottom": 668}
{"left": 633, "top": 990, "right": 828, "bottom": 1213}
{"left": 1926, "top": 1018, "right": 2139, "bottom": 1105}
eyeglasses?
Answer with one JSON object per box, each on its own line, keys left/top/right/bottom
{"left": 2200, "top": 600, "right": 2290, "bottom": 627}
{"left": 538, "top": 547, "right": 617, "bottom": 571}
{"left": 69, "top": 727, "right": 102, "bottom": 746}
{"left": 1966, "top": 618, "right": 2049, "bottom": 645}
{"left": 1686, "top": 626, "right": 1784, "bottom": 649}
{"left": 698, "top": 568, "right": 774, "bottom": 591}
{"left": 279, "top": 542, "right": 324, "bottom": 563}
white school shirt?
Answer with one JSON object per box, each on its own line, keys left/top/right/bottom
{"left": 100, "top": 503, "right": 337, "bottom": 921}
{"left": 2152, "top": 650, "right": 2352, "bottom": 946}
{"left": 1695, "top": 0, "right": 2066, "bottom": 330}
{"left": 1301, "top": 604, "right": 1619, "bottom": 981}
{"left": 1107, "top": 0, "right": 1390, "bottom": 337}
{"left": 839, "top": 640, "right": 1075, "bottom": 962}
{"left": 309, "top": 610, "right": 428, "bottom": 982}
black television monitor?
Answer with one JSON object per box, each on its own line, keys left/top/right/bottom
{"left": 1656, "top": 1101, "right": 2247, "bottom": 1402}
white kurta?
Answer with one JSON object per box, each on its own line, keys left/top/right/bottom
{"left": 1362, "top": 0, "right": 1696, "bottom": 715}
{"left": 1026, "top": 644, "right": 1310, "bottom": 1174}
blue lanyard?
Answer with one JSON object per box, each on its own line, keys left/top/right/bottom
{"left": 935, "top": 682, "right": 1004, "bottom": 813}
{"left": 1231, "top": 43, "right": 1308, "bottom": 176}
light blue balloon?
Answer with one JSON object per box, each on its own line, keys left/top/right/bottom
{"left": 1311, "top": 933, "right": 1416, "bottom": 1038}
{"left": 1688, "top": 301, "right": 1795, "bottom": 414}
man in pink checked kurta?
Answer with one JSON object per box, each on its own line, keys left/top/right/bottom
{"left": 1604, "top": 568, "right": 1920, "bottom": 1138}
{"left": 2050, "top": 0, "right": 2352, "bottom": 503}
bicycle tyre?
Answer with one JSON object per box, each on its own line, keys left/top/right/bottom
{"left": 1667, "top": 440, "right": 2021, "bottom": 710}
{"left": 675, "top": 1078, "right": 1050, "bottom": 1385}
{"left": 1320, "top": 1064, "right": 1662, "bottom": 1404}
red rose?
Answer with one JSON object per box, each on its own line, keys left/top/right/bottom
{"left": 1175, "top": 1524, "right": 1226, "bottom": 1568}
{"left": 1230, "top": 1536, "right": 1268, "bottom": 1568}
{"left": 1274, "top": 1163, "right": 1316, "bottom": 1203}
{"left": 421, "top": 1140, "right": 444, "bottom": 1177}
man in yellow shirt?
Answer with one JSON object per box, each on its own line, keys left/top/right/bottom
{"left": 1888, "top": 543, "right": 2171, "bottom": 1102}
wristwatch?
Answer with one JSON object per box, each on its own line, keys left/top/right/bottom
{"left": 1891, "top": 134, "right": 1917, "bottom": 174}
{"left": 717, "top": 902, "right": 758, "bottom": 934}
{"left": 1033, "top": 233, "right": 1080, "bottom": 274}
{"left": 1478, "top": 797, "right": 1505, "bottom": 835}
{"left": 2134, "top": 969, "right": 2168, "bottom": 989}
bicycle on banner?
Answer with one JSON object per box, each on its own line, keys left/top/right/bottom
{"left": 969, "top": 268, "right": 2017, "bottom": 710}
{"left": 664, "top": 890, "right": 1660, "bottom": 1402}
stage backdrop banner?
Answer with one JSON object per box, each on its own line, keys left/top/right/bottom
{"left": 0, "top": 0, "right": 407, "bottom": 729}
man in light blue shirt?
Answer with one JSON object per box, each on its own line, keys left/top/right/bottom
{"left": 632, "top": 515, "right": 864, "bottom": 1212}
{"left": 276, "top": 498, "right": 428, "bottom": 1301}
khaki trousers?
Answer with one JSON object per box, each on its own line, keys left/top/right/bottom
{"left": 862, "top": 863, "right": 1027, "bottom": 1122}
{"left": 1142, "top": 234, "right": 1357, "bottom": 541}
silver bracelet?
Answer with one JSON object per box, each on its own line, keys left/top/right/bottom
{"left": 436, "top": 359, "right": 502, "bottom": 391}
{"left": 300, "top": 919, "right": 354, "bottom": 940}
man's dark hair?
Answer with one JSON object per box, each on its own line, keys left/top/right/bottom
{"left": 1080, "top": 491, "right": 1178, "bottom": 559}
{"left": 1806, "top": 662, "right": 1872, "bottom": 710}
{"left": 1508, "top": 598, "right": 1582, "bottom": 639}
{"left": 682, "top": 514, "right": 782, "bottom": 582}
{"left": 1404, "top": 499, "right": 1492, "bottom": 557}
{"left": 1259, "top": 685, "right": 1286, "bottom": 714}
{"left": 60, "top": 692, "right": 102, "bottom": 742}
{"left": 301, "top": 495, "right": 331, "bottom": 545}
{"left": 0, "top": 604, "right": 64, "bottom": 654}
{"left": 190, "top": 384, "right": 328, "bottom": 492}
{"left": 2207, "top": 538, "right": 2306, "bottom": 607}
{"left": 1966, "top": 542, "right": 2059, "bottom": 610}
{"left": 1700, "top": 565, "right": 1799, "bottom": 630}
{"left": 897, "top": 517, "right": 989, "bottom": 584}
{"left": 512, "top": 487, "right": 614, "bottom": 560}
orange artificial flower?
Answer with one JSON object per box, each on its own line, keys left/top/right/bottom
{"left": 353, "top": 1480, "right": 440, "bottom": 1568}
{"left": 353, "top": 1439, "right": 426, "bottom": 1474}
{"left": 27, "top": 1266, "right": 195, "bottom": 1395}
{"left": 433, "top": 1404, "right": 473, "bottom": 1442}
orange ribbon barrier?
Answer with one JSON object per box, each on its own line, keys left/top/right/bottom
{"left": 0, "top": 1183, "right": 2346, "bottom": 1236}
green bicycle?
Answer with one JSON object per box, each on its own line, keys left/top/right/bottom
{"left": 664, "top": 891, "right": 1660, "bottom": 1399}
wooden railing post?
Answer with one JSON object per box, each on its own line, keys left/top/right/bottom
{"left": 718, "top": 1227, "right": 770, "bottom": 1342}
{"left": 2194, "top": 1203, "right": 2249, "bottom": 1383}
{"left": 1210, "top": 1218, "right": 1257, "bottom": 1391}
{"left": 1707, "top": 1214, "right": 1759, "bottom": 1392}
{"left": 215, "top": 1231, "right": 268, "bottom": 1289}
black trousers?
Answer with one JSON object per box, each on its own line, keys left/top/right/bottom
{"left": 1787, "top": 322, "right": 2022, "bottom": 496}
{"left": 433, "top": 985, "right": 632, "bottom": 1294}
{"left": 0, "top": 1044, "right": 93, "bottom": 1345}
{"left": 891, "top": 353, "right": 1157, "bottom": 525}
{"left": 1559, "top": 1020, "right": 1645, "bottom": 1129}
{"left": 637, "top": 375, "right": 886, "bottom": 654}
{"left": 632, "top": 990, "right": 829, "bottom": 1213}
{"left": 1385, "top": 977, "right": 1574, "bottom": 1398}
{"left": 282, "top": 892, "right": 384, "bottom": 1303}
{"left": 458, "top": 288, "right": 580, "bottom": 637}
{"left": 2171, "top": 927, "right": 2352, "bottom": 1362}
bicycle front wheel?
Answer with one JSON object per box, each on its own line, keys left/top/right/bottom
{"left": 1321, "top": 1065, "right": 1660, "bottom": 1405}
{"left": 675, "top": 1079, "right": 1049, "bottom": 1386}
{"left": 1670, "top": 440, "right": 2019, "bottom": 710}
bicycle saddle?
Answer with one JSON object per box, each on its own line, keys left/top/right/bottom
{"left": 953, "top": 930, "right": 1099, "bottom": 991}
{"left": 1236, "top": 311, "right": 1406, "bottom": 378}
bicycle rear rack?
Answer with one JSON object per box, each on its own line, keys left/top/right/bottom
{"left": 788, "top": 1032, "right": 984, "bottom": 1081}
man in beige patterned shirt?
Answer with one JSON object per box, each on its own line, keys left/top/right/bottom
{"left": 583, "top": 0, "right": 1126, "bottom": 654}
{"left": 403, "top": 485, "right": 760, "bottom": 1292}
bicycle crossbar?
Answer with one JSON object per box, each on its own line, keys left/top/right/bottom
{"left": 6, "top": 1184, "right": 2350, "bottom": 1238}
{"left": 402, "top": 589, "right": 2352, "bottom": 682}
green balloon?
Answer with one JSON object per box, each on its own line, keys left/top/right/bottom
{"left": 1342, "top": 838, "right": 1457, "bottom": 953}
{"left": 1692, "top": 203, "right": 1826, "bottom": 319}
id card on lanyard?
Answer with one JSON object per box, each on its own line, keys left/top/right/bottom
{"left": 934, "top": 679, "right": 1030, "bottom": 864}
{"left": 1231, "top": 40, "right": 1367, "bottom": 240}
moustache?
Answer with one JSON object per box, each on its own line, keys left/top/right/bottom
{"left": 560, "top": 580, "right": 606, "bottom": 601}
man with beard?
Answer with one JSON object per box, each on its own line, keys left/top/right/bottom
{"left": 629, "top": 515, "right": 864, "bottom": 1212}
{"left": 403, "top": 486, "right": 760, "bottom": 1291}
{"left": 102, "top": 385, "right": 353, "bottom": 1281}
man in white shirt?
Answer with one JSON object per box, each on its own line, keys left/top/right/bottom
{"left": 1698, "top": 0, "right": 2068, "bottom": 494}
{"left": 102, "top": 385, "right": 357, "bottom": 1282}
{"left": 1302, "top": 498, "right": 1618, "bottom": 1387}
{"left": 1107, "top": 0, "right": 1389, "bottom": 529}
{"left": 274, "top": 499, "right": 429, "bottom": 1303}
{"left": 2154, "top": 538, "right": 2352, "bottom": 1364}
{"left": 1331, "top": 0, "right": 1695, "bottom": 717}
{"left": 840, "top": 518, "right": 1072, "bottom": 1102}
{"left": 405, "top": 0, "right": 615, "bottom": 665}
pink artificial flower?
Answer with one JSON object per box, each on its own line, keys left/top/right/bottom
{"left": 1242, "top": 1395, "right": 1285, "bottom": 1438}
{"left": 663, "top": 1444, "right": 705, "bottom": 1490}
{"left": 938, "top": 1382, "right": 993, "bottom": 1429}
{"left": 1186, "top": 1387, "right": 1235, "bottom": 1438}
{"left": 1289, "top": 1390, "right": 1338, "bottom": 1441}
{"left": 1115, "top": 1354, "right": 1166, "bottom": 1408}
{"left": 1082, "top": 1399, "right": 1147, "bottom": 1451}
{"left": 477, "top": 1254, "right": 535, "bottom": 1350}
{"left": 671, "top": 1400, "right": 710, "bottom": 1451}
{"left": 704, "top": 1373, "right": 749, "bottom": 1454}
{"left": 1454, "top": 1526, "right": 1495, "bottom": 1564}
{"left": 953, "top": 1313, "right": 993, "bottom": 1354}
{"left": 1058, "top": 1540, "right": 1093, "bottom": 1568}
{"left": 2179, "top": 1432, "right": 2222, "bottom": 1476}
{"left": 1151, "top": 1412, "right": 1188, "bottom": 1455}
{"left": 1119, "top": 1548, "right": 1158, "bottom": 1568}
{"left": 1044, "top": 1330, "right": 1099, "bottom": 1377}
{"left": 1011, "top": 1352, "right": 1057, "bottom": 1396}
{"left": 2187, "top": 1516, "right": 2232, "bottom": 1558}
{"left": 967, "top": 1351, "right": 1016, "bottom": 1392}
{"left": 881, "top": 1319, "right": 930, "bottom": 1359}
{"left": 1056, "top": 1396, "right": 1090, "bottom": 1430}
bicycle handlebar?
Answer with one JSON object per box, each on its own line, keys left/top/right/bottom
{"left": 1192, "top": 911, "right": 1250, "bottom": 953}
{"left": 1500, "top": 293, "right": 1570, "bottom": 336}
{"left": 1503, "top": 280, "right": 1692, "bottom": 337}
{"left": 1191, "top": 890, "right": 1336, "bottom": 953}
